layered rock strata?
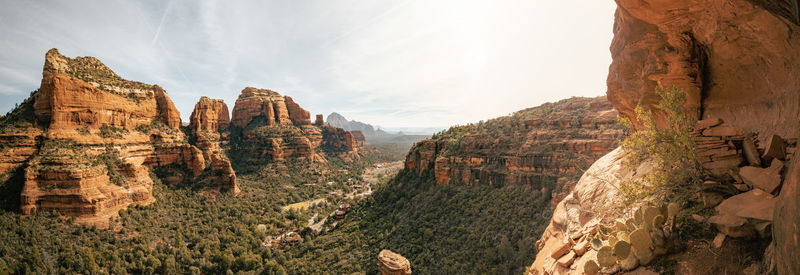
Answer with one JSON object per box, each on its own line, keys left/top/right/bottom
{"left": 0, "top": 49, "right": 236, "bottom": 226}
{"left": 188, "top": 97, "right": 239, "bottom": 194}
{"left": 405, "top": 97, "right": 623, "bottom": 192}
{"left": 228, "top": 87, "right": 360, "bottom": 164}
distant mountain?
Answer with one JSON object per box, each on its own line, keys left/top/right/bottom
{"left": 374, "top": 126, "right": 445, "bottom": 136}
{"left": 326, "top": 112, "right": 378, "bottom": 137}
{"left": 325, "top": 112, "right": 430, "bottom": 145}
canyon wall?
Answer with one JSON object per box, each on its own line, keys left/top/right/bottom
{"left": 0, "top": 49, "right": 238, "bottom": 226}
{"left": 404, "top": 97, "right": 623, "bottom": 195}
{"left": 528, "top": 0, "right": 800, "bottom": 274}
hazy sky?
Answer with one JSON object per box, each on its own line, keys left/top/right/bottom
{"left": 0, "top": 0, "right": 617, "bottom": 128}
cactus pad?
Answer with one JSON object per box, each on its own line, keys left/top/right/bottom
{"left": 614, "top": 240, "right": 631, "bottom": 259}
{"left": 630, "top": 228, "right": 652, "bottom": 253}
{"left": 597, "top": 246, "right": 616, "bottom": 268}
{"left": 584, "top": 260, "right": 600, "bottom": 274}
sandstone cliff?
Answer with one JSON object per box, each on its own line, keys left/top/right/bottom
{"left": 0, "top": 49, "right": 237, "bottom": 226}
{"left": 528, "top": 1, "right": 800, "bottom": 274}
{"left": 228, "top": 87, "right": 360, "bottom": 166}
{"left": 188, "top": 97, "right": 239, "bottom": 194}
{"left": 608, "top": 0, "right": 800, "bottom": 142}
{"left": 404, "top": 97, "right": 623, "bottom": 198}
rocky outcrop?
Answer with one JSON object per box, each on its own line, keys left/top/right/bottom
{"left": 527, "top": 1, "right": 800, "bottom": 273}
{"left": 351, "top": 130, "right": 366, "bottom": 147}
{"left": 528, "top": 147, "right": 652, "bottom": 274}
{"left": 230, "top": 87, "right": 293, "bottom": 128}
{"left": 188, "top": 97, "right": 238, "bottom": 194}
{"left": 34, "top": 49, "right": 179, "bottom": 132}
{"left": 607, "top": 0, "right": 800, "bottom": 143}
{"left": 285, "top": 96, "right": 311, "bottom": 126}
{"left": 229, "top": 88, "right": 360, "bottom": 165}
{"left": 605, "top": 1, "right": 800, "bottom": 274}
{"left": 189, "top": 97, "right": 230, "bottom": 133}
{"left": 315, "top": 114, "right": 324, "bottom": 126}
{"left": 377, "top": 250, "right": 412, "bottom": 275}
{"left": 405, "top": 97, "right": 623, "bottom": 193}
{"left": 0, "top": 49, "right": 238, "bottom": 226}
{"left": 154, "top": 86, "right": 182, "bottom": 129}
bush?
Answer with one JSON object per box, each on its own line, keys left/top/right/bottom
{"left": 618, "top": 87, "right": 702, "bottom": 205}
{"left": 100, "top": 124, "right": 128, "bottom": 139}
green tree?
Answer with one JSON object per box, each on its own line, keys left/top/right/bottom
{"left": 618, "top": 87, "right": 701, "bottom": 205}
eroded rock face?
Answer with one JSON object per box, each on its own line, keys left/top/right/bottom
{"left": 605, "top": 1, "right": 800, "bottom": 273}
{"left": 229, "top": 88, "right": 360, "bottom": 165}
{"left": 188, "top": 97, "right": 239, "bottom": 194}
{"left": 351, "top": 130, "right": 366, "bottom": 147}
{"left": 230, "top": 87, "right": 292, "bottom": 127}
{"left": 35, "top": 49, "right": 180, "bottom": 131}
{"left": 404, "top": 97, "right": 622, "bottom": 192}
{"left": 528, "top": 147, "right": 655, "bottom": 274}
{"left": 608, "top": 0, "right": 800, "bottom": 142}
{"left": 190, "top": 97, "right": 230, "bottom": 133}
{"left": 1, "top": 49, "right": 237, "bottom": 227}
{"left": 284, "top": 96, "right": 311, "bottom": 126}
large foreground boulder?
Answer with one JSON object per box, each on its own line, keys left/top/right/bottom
{"left": 377, "top": 250, "right": 411, "bottom": 275}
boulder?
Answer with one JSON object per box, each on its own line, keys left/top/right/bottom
{"left": 556, "top": 251, "right": 576, "bottom": 267}
{"left": 742, "top": 136, "right": 761, "bottom": 166}
{"left": 702, "top": 191, "right": 725, "bottom": 207}
{"left": 573, "top": 239, "right": 590, "bottom": 255}
{"left": 708, "top": 214, "right": 755, "bottom": 238}
{"left": 550, "top": 241, "right": 572, "bottom": 259}
{"left": 739, "top": 159, "right": 783, "bottom": 194}
{"left": 377, "top": 250, "right": 412, "bottom": 275}
{"left": 762, "top": 134, "right": 786, "bottom": 160}
{"left": 716, "top": 189, "right": 777, "bottom": 221}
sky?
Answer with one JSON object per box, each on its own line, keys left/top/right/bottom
{"left": 0, "top": 0, "right": 617, "bottom": 129}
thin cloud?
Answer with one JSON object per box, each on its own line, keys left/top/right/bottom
{"left": 0, "top": 0, "right": 616, "bottom": 128}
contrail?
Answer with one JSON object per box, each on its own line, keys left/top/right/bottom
{"left": 321, "top": 0, "right": 413, "bottom": 49}
{"left": 151, "top": 0, "right": 173, "bottom": 45}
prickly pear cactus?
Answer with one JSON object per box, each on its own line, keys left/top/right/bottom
{"left": 587, "top": 202, "right": 682, "bottom": 271}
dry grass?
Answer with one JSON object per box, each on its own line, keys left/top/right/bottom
{"left": 281, "top": 198, "right": 327, "bottom": 213}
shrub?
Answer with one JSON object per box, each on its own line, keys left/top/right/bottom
{"left": 618, "top": 87, "right": 702, "bottom": 205}
{"left": 100, "top": 124, "right": 128, "bottom": 139}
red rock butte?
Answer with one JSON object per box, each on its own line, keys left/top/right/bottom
{"left": 228, "top": 87, "right": 361, "bottom": 163}
{"left": 1, "top": 49, "right": 239, "bottom": 227}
